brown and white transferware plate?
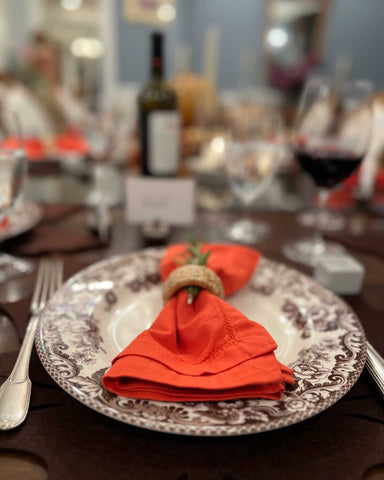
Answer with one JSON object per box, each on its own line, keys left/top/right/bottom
{"left": 0, "top": 201, "right": 43, "bottom": 243}
{"left": 36, "top": 249, "right": 366, "bottom": 436}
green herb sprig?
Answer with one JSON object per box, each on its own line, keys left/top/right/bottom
{"left": 174, "top": 237, "right": 211, "bottom": 304}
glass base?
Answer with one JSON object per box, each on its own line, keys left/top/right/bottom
{"left": 86, "top": 189, "right": 120, "bottom": 208}
{"left": 298, "top": 211, "right": 346, "bottom": 232}
{"left": 0, "top": 254, "right": 34, "bottom": 283}
{"left": 282, "top": 238, "right": 345, "bottom": 267}
{"left": 226, "top": 219, "right": 270, "bottom": 244}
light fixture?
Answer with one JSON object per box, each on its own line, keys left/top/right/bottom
{"left": 157, "top": 3, "right": 176, "bottom": 22}
{"left": 266, "top": 27, "right": 289, "bottom": 48}
{"left": 210, "top": 136, "right": 226, "bottom": 155}
{"left": 61, "top": 0, "right": 82, "bottom": 10}
{"left": 71, "top": 38, "right": 105, "bottom": 59}
{"left": 61, "top": 0, "right": 82, "bottom": 11}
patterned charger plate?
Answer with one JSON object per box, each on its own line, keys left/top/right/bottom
{"left": 0, "top": 201, "right": 43, "bottom": 243}
{"left": 36, "top": 249, "right": 366, "bottom": 436}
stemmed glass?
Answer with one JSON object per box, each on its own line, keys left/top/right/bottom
{"left": 85, "top": 116, "right": 112, "bottom": 199}
{"left": 0, "top": 148, "right": 32, "bottom": 281}
{"left": 224, "top": 108, "right": 284, "bottom": 244}
{"left": 283, "top": 77, "right": 373, "bottom": 266}
{"left": 85, "top": 114, "right": 119, "bottom": 240}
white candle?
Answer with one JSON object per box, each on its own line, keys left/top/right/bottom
{"left": 203, "top": 25, "right": 220, "bottom": 85}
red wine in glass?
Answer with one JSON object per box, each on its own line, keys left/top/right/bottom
{"left": 295, "top": 147, "right": 363, "bottom": 188}
{"left": 283, "top": 77, "right": 372, "bottom": 267}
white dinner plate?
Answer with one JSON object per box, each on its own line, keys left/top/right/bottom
{"left": 0, "top": 201, "right": 43, "bottom": 243}
{"left": 36, "top": 248, "right": 366, "bottom": 436}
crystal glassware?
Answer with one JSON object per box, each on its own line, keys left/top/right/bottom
{"left": 224, "top": 108, "right": 284, "bottom": 244}
{"left": 283, "top": 78, "right": 373, "bottom": 266}
{"left": 0, "top": 148, "right": 33, "bottom": 282}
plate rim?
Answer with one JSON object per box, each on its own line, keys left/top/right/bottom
{"left": 35, "top": 249, "right": 367, "bottom": 437}
{"left": 0, "top": 200, "right": 43, "bottom": 243}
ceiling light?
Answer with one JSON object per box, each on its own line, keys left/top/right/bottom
{"left": 71, "top": 38, "right": 105, "bottom": 59}
{"left": 210, "top": 136, "right": 226, "bottom": 155}
{"left": 61, "top": 0, "right": 83, "bottom": 11}
{"left": 157, "top": 4, "right": 176, "bottom": 22}
{"left": 266, "top": 28, "right": 289, "bottom": 48}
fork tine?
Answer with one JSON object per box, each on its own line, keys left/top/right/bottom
{"left": 39, "top": 260, "right": 52, "bottom": 311}
{"left": 31, "top": 260, "right": 47, "bottom": 312}
{"left": 31, "top": 259, "right": 63, "bottom": 315}
{"left": 48, "top": 259, "right": 63, "bottom": 301}
{"left": 48, "top": 260, "right": 58, "bottom": 299}
{"left": 56, "top": 259, "right": 63, "bottom": 291}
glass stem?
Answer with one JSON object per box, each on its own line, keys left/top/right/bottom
{"left": 313, "top": 189, "right": 329, "bottom": 251}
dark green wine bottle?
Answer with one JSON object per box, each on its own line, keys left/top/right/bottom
{"left": 138, "top": 32, "right": 180, "bottom": 176}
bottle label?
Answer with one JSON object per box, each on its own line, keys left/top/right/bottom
{"left": 148, "top": 111, "right": 180, "bottom": 175}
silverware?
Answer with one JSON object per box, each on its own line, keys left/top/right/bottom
{"left": 366, "top": 341, "right": 384, "bottom": 400}
{"left": 0, "top": 312, "right": 20, "bottom": 353}
{"left": 0, "top": 259, "right": 63, "bottom": 430}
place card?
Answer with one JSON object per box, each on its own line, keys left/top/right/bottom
{"left": 314, "top": 253, "right": 365, "bottom": 295}
{"left": 125, "top": 176, "right": 195, "bottom": 226}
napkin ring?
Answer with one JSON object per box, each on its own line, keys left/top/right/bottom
{"left": 163, "top": 265, "right": 224, "bottom": 304}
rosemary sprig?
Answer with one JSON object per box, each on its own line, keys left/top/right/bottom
{"left": 174, "top": 237, "right": 211, "bottom": 304}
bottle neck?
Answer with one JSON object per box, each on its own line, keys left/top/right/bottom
{"left": 151, "top": 56, "right": 163, "bottom": 81}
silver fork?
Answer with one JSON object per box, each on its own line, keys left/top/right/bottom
{"left": 0, "top": 258, "right": 63, "bottom": 430}
{"left": 366, "top": 341, "right": 384, "bottom": 400}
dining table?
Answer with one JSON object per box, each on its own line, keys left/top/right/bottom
{"left": 0, "top": 166, "right": 383, "bottom": 480}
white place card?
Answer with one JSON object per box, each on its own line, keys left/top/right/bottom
{"left": 125, "top": 176, "right": 195, "bottom": 226}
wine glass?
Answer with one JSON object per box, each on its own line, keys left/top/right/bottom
{"left": 283, "top": 77, "right": 373, "bottom": 266}
{"left": 85, "top": 114, "right": 116, "bottom": 206}
{"left": 0, "top": 148, "right": 33, "bottom": 281}
{"left": 298, "top": 208, "right": 346, "bottom": 232}
{"left": 224, "top": 108, "right": 284, "bottom": 244}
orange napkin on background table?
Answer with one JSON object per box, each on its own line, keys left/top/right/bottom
{"left": 0, "top": 137, "right": 46, "bottom": 161}
{"left": 103, "top": 244, "right": 294, "bottom": 402}
{"left": 0, "top": 217, "right": 10, "bottom": 230}
{"left": 55, "top": 129, "right": 89, "bottom": 155}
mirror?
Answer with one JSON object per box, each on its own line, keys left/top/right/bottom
{"left": 263, "top": 0, "right": 331, "bottom": 95}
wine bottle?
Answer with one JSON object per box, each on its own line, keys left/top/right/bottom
{"left": 138, "top": 32, "right": 180, "bottom": 176}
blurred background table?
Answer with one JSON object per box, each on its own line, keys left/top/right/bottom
{"left": 0, "top": 0, "right": 384, "bottom": 477}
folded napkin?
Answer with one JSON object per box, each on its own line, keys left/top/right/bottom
{"left": 344, "top": 167, "right": 384, "bottom": 190}
{"left": 103, "top": 244, "right": 294, "bottom": 402}
{"left": 55, "top": 129, "right": 89, "bottom": 155}
{"left": 0, "top": 217, "right": 10, "bottom": 230}
{"left": 0, "top": 137, "right": 46, "bottom": 161}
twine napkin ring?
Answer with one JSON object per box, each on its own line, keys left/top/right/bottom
{"left": 163, "top": 264, "right": 224, "bottom": 304}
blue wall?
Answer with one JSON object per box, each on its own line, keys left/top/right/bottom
{"left": 324, "top": 0, "right": 384, "bottom": 87}
{"left": 116, "top": 0, "right": 181, "bottom": 84}
{"left": 189, "top": 0, "right": 264, "bottom": 89}
{"left": 116, "top": 0, "right": 384, "bottom": 89}
{"left": 116, "top": 0, "right": 264, "bottom": 88}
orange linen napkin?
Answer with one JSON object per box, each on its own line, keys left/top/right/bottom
{"left": 55, "top": 129, "right": 89, "bottom": 155}
{"left": 102, "top": 244, "right": 294, "bottom": 401}
{"left": 0, "top": 137, "right": 46, "bottom": 161}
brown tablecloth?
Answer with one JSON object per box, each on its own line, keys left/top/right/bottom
{"left": 0, "top": 211, "right": 383, "bottom": 480}
{"left": 3, "top": 204, "right": 108, "bottom": 256}
{"left": 27, "top": 160, "right": 62, "bottom": 177}
{"left": 41, "top": 204, "right": 85, "bottom": 224}
{"left": 325, "top": 227, "right": 384, "bottom": 258}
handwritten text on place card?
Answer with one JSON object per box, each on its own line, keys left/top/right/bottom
{"left": 125, "top": 177, "right": 195, "bottom": 226}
